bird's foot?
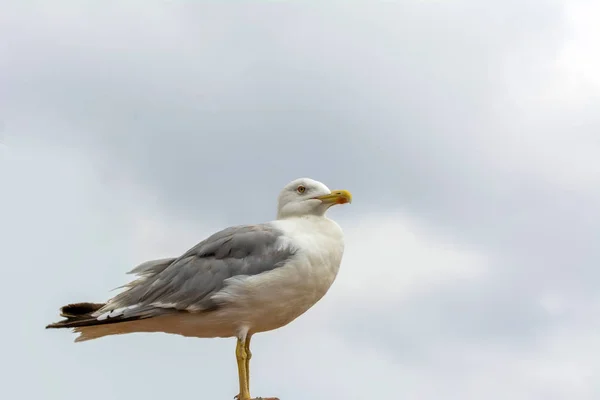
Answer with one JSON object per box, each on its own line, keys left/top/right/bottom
{"left": 234, "top": 395, "right": 279, "bottom": 400}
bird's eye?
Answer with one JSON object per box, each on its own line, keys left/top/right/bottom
{"left": 296, "top": 185, "right": 306, "bottom": 194}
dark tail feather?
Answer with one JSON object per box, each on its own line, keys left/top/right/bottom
{"left": 46, "top": 302, "right": 145, "bottom": 329}
{"left": 60, "top": 302, "right": 105, "bottom": 318}
{"left": 46, "top": 302, "right": 105, "bottom": 329}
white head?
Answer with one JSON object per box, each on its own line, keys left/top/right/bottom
{"left": 276, "top": 177, "right": 352, "bottom": 219}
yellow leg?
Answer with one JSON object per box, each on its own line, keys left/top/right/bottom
{"left": 245, "top": 335, "right": 252, "bottom": 393}
{"left": 235, "top": 335, "right": 279, "bottom": 400}
{"left": 235, "top": 338, "right": 251, "bottom": 400}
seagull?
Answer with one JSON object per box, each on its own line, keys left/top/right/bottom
{"left": 46, "top": 177, "right": 352, "bottom": 400}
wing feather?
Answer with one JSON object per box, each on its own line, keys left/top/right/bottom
{"left": 93, "top": 223, "right": 296, "bottom": 321}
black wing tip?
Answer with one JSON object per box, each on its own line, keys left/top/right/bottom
{"left": 46, "top": 303, "right": 148, "bottom": 330}
{"left": 46, "top": 302, "right": 108, "bottom": 330}
{"left": 45, "top": 321, "right": 65, "bottom": 329}
{"left": 60, "top": 302, "right": 105, "bottom": 318}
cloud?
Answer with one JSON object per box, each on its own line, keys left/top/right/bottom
{"left": 0, "top": 0, "right": 568, "bottom": 218}
{"left": 334, "top": 213, "right": 487, "bottom": 300}
{"left": 2, "top": 1, "right": 600, "bottom": 399}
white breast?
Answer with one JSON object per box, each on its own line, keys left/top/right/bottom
{"left": 275, "top": 215, "right": 346, "bottom": 289}
{"left": 214, "top": 216, "right": 346, "bottom": 335}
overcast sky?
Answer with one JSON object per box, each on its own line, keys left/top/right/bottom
{"left": 1, "top": 1, "right": 599, "bottom": 399}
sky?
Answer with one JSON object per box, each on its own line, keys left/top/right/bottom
{"left": 1, "top": 1, "right": 599, "bottom": 399}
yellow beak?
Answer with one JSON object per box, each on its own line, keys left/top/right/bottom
{"left": 315, "top": 189, "right": 353, "bottom": 205}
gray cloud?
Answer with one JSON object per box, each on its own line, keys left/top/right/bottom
{"left": 2, "top": 1, "right": 599, "bottom": 399}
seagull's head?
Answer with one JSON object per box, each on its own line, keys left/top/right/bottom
{"left": 276, "top": 177, "right": 352, "bottom": 219}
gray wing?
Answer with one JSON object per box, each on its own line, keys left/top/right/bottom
{"left": 95, "top": 223, "right": 296, "bottom": 320}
